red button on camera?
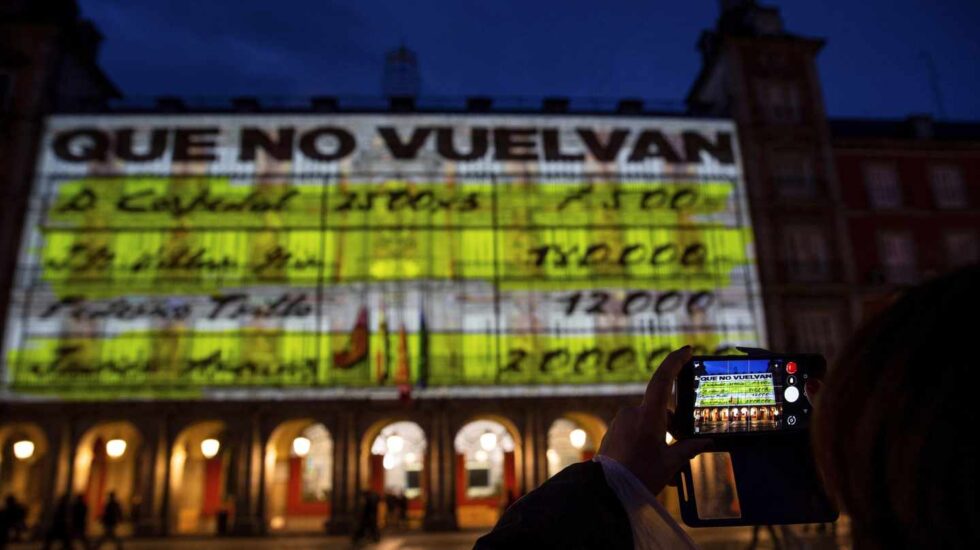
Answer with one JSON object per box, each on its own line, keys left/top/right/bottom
{"left": 786, "top": 361, "right": 798, "bottom": 375}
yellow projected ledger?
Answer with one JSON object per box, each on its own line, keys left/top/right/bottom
{"left": 2, "top": 116, "right": 764, "bottom": 398}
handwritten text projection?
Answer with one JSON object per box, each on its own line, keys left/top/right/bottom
{"left": 3, "top": 116, "right": 762, "bottom": 398}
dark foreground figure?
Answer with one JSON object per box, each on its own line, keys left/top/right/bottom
{"left": 477, "top": 265, "right": 980, "bottom": 550}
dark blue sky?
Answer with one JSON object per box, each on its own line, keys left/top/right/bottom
{"left": 80, "top": 0, "right": 980, "bottom": 119}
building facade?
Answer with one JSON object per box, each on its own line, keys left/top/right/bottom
{"left": 2, "top": 0, "right": 976, "bottom": 539}
{"left": 831, "top": 116, "right": 980, "bottom": 320}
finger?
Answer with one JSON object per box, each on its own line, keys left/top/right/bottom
{"left": 642, "top": 346, "right": 693, "bottom": 418}
{"left": 663, "top": 438, "right": 713, "bottom": 472}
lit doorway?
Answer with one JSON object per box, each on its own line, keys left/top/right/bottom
{"left": 264, "top": 419, "right": 333, "bottom": 532}
{"left": 366, "top": 421, "right": 426, "bottom": 529}
{"left": 72, "top": 421, "right": 142, "bottom": 536}
{"left": 453, "top": 419, "right": 518, "bottom": 529}
{"left": 0, "top": 423, "right": 48, "bottom": 537}
{"left": 169, "top": 421, "right": 227, "bottom": 534}
{"left": 546, "top": 413, "right": 606, "bottom": 478}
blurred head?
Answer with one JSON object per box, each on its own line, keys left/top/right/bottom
{"left": 813, "top": 264, "right": 980, "bottom": 549}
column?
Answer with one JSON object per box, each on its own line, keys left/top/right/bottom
{"left": 521, "top": 408, "right": 549, "bottom": 492}
{"left": 423, "top": 407, "right": 457, "bottom": 531}
{"left": 229, "top": 413, "right": 264, "bottom": 535}
{"left": 37, "top": 419, "right": 74, "bottom": 528}
{"left": 134, "top": 416, "right": 170, "bottom": 536}
{"left": 326, "top": 411, "right": 356, "bottom": 534}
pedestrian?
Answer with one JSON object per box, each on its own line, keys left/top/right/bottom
{"left": 4, "top": 496, "right": 27, "bottom": 542}
{"left": 42, "top": 495, "right": 71, "bottom": 550}
{"left": 384, "top": 490, "right": 398, "bottom": 529}
{"left": 397, "top": 492, "right": 409, "bottom": 528}
{"left": 0, "top": 496, "right": 10, "bottom": 550}
{"left": 69, "top": 494, "right": 89, "bottom": 549}
{"left": 351, "top": 489, "right": 380, "bottom": 547}
{"left": 94, "top": 491, "right": 123, "bottom": 550}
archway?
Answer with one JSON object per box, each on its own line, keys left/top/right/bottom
{"left": 169, "top": 421, "right": 227, "bottom": 534}
{"left": 264, "top": 419, "right": 333, "bottom": 532}
{"left": 363, "top": 421, "right": 426, "bottom": 529}
{"left": 72, "top": 421, "right": 142, "bottom": 535}
{"left": 546, "top": 413, "right": 607, "bottom": 478}
{"left": 0, "top": 423, "right": 49, "bottom": 535}
{"left": 453, "top": 419, "right": 518, "bottom": 529}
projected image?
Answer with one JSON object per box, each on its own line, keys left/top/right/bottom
{"left": 1, "top": 116, "right": 766, "bottom": 399}
{"left": 693, "top": 359, "right": 784, "bottom": 433}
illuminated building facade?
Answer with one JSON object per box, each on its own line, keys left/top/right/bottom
{"left": 1, "top": 0, "right": 975, "bottom": 538}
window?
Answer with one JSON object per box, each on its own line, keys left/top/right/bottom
{"left": 758, "top": 80, "right": 801, "bottom": 123}
{"left": 783, "top": 225, "right": 830, "bottom": 281}
{"left": 467, "top": 468, "right": 490, "bottom": 489}
{"left": 863, "top": 163, "right": 902, "bottom": 209}
{"left": 878, "top": 231, "right": 917, "bottom": 283}
{"left": 794, "top": 310, "right": 842, "bottom": 359}
{"left": 772, "top": 150, "right": 816, "bottom": 198}
{"left": 944, "top": 231, "right": 978, "bottom": 268}
{"left": 405, "top": 469, "right": 421, "bottom": 491}
{"left": 929, "top": 165, "right": 968, "bottom": 209}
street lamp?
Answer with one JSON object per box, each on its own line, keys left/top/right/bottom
{"left": 13, "top": 440, "right": 34, "bottom": 460}
{"left": 386, "top": 434, "right": 405, "bottom": 454}
{"left": 292, "top": 436, "right": 311, "bottom": 457}
{"left": 569, "top": 429, "right": 587, "bottom": 450}
{"left": 201, "top": 438, "right": 220, "bottom": 459}
{"left": 106, "top": 439, "right": 127, "bottom": 459}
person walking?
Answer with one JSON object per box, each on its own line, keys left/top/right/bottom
{"left": 4, "top": 497, "right": 28, "bottom": 543}
{"left": 95, "top": 492, "right": 123, "bottom": 550}
{"left": 351, "top": 490, "right": 380, "bottom": 547}
{"left": 69, "top": 494, "right": 89, "bottom": 550}
{"left": 42, "top": 495, "right": 71, "bottom": 550}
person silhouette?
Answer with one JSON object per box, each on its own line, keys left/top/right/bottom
{"left": 42, "top": 494, "right": 71, "bottom": 550}
{"left": 95, "top": 491, "right": 123, "bottom": 550}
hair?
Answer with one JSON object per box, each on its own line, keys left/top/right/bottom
{"left": 813, "top": 264, "right": 980, "bottom": 550}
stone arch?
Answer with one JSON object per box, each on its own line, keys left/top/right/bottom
{"left": 263, "top": 418, "right": 333, "bottom": 532}
{"left": 72, "top": 420, "right": 143, "bottom": 534}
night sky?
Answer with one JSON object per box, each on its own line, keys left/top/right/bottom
{"left": 79, "top": 0, "right": 980, "bottom": 119}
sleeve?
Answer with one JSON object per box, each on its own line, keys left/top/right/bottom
{"left": 474, "top": 461, "right": 633, "bottom": 550}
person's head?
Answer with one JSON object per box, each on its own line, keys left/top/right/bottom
{"left": 108, "top": 491, "right": 117, "bottom": 501}
{"left": 813, "top": 264, "right": 980, "bottom": 550}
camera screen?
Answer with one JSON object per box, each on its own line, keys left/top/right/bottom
{"left": 692, "top": 358, "right": 808, "bottom": 434}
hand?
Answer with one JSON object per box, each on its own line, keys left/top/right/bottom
{"left": 598, "top": 346, "right": 712, "bottom": 495}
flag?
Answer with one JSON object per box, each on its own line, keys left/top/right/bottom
{"left": 417, "top": 309, "right": 429, "bottom": 389}
{"left": 396, "top": 323, "right": 411, "bottom": 401}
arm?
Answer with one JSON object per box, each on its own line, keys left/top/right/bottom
{"left": 474, "top": 460, "right": 632, "bottom": 550}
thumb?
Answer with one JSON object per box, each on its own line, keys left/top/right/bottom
{"left": 663, "top": 439, "right": 713, "bottom": 472}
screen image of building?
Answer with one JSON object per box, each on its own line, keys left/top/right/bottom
{"left": 1, "top": 0, "right": 976, "bottom": 538}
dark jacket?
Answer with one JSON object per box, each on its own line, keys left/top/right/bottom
{"left": 475, "top": 460, "right": 633, "bottom": 550}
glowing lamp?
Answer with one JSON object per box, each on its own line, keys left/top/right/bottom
{"left": 479, "top": 431, "right": 497, "bottom": 452}
{"left": 386, "top": 434, "right": 405, "bottom": 454}
{"left": 201, "top": 438, "right": 220, "bottom": 459}
{"left": 474, "top": 450, "right": 489, "bottom": 462}
{"left": 105, "top": 439, "right": 127, "bottom": 459}
{"left": 665, "top": 432, "right": 675, "bottom": 445}
{"left": 569, "top": 428, "right": 587, "bottom": 450}
{"left": 13, "top": 440, "right": 34, "bottom": 460}
{"left": 292, "top": 436, "right": 311, "bottom": 457}
{"left": 383, "top": 453, "right": 397, "bottom": 470}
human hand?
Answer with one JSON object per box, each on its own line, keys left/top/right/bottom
{"left": 598, "top": 346, "right": 712, "bottom": 495}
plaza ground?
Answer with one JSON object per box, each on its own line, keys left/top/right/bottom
{"left": 7, "top": 524, "right": 849, "bottom": 549}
